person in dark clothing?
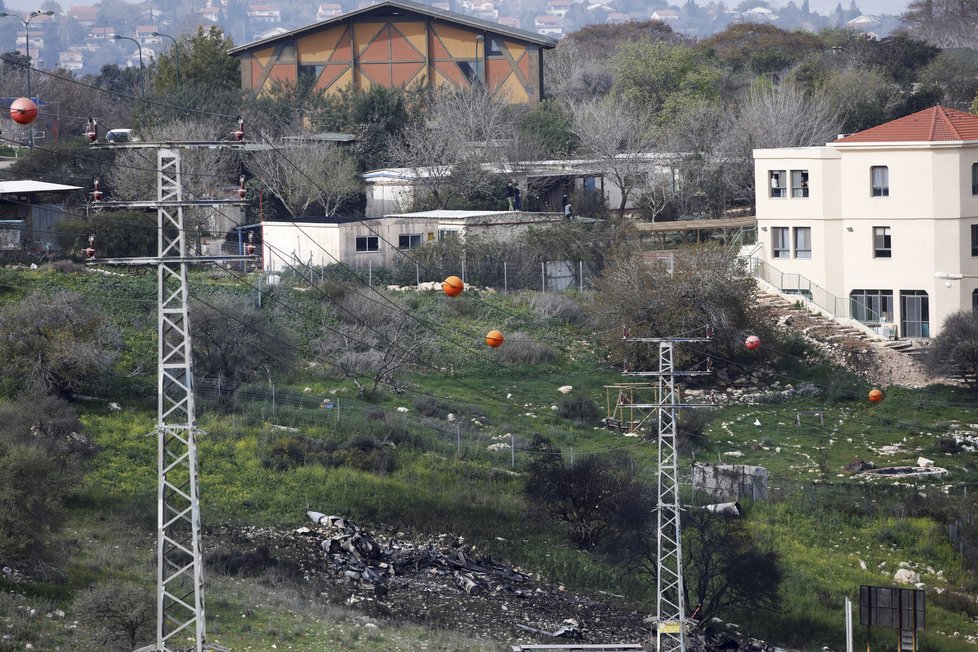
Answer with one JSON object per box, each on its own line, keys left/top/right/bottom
{"left": 506, "top": 182, "right": 515, "bottom": 210}
{"left": 513, "top": 185, "right": 522, "bottom": 210}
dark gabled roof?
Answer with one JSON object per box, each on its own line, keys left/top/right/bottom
{"left": 228, "top": 0, "right": 558, "bottom": 55}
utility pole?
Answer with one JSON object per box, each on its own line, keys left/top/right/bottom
{"left": 622, "top": 332, "right": 712, "bottom": 652}
{"left": 90, "top": 126, "right": 267, "bottom": 652}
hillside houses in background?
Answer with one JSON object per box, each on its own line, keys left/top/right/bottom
{"left": 0, "top": 0, "right": 900, "bottom": 79}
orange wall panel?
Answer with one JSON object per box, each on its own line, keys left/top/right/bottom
{"left": 297, "top": 25, "right": 345, "bottom": 62}
{"left": 354, "top": 22, "right": 385, "bottom": 55}
{"left": 390, "top": 24, "right": 425, "bottom": 61}
{"left": 360, "top": 26, "right": 390, "bottom": 62}
{"left": 432, "top": 23, "right": 478, "bottom": 59}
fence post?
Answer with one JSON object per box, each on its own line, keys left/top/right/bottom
{"left": 579, "top": 261, "right": 584, "bottom": 291}
{"left": 511, "top": 433, "right": 515, "bottom": 469}
{"left": 504, "top": 261, "right": 508, "bottom": 292}
{"left": 369, "top": 260, "right": 372, "bottom": 286}
{"left": 416, "top": 262, "right": 420, "bottom": 288}
{"left": 541, "top": 262, "right": 546, "bottom": 292}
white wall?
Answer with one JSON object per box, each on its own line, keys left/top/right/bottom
{"left": 754, "top": 143, "right": 978, "bottom": 337}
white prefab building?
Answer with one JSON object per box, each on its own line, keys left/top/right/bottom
{"left": 259, "top": 210, "right": 563, "bottom": 273}
{"left": 754, "top": 105, "right": 978, "bottom": 339}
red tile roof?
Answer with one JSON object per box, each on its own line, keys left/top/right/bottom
{"left": 835, "top": 106, "right": 978, "bottom": 144}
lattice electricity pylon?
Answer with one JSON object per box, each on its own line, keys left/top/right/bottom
{"left": 622, "top": 334, "right": 712, "bottom": 652}
{"left": 90, "top": 135, "right": 267, "bottom": 652}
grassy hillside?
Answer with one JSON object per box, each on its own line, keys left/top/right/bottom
{"left": 1, "top": 265, "right": 977, "bottom": 651}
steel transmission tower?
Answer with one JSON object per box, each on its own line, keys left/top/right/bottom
{"left": 91, "top": 131, "right": 265, "bottom": 652}
{"left": 622, "top": 334, "right": 711, "bottom": 652}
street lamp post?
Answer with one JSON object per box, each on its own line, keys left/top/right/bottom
{"left": 474, "top": 34, "right": 484, "bottom": 86}
{"left": 151, "top": 31, "right": 179, "bottom": 86}
{"left": 113, "top": 34, "right": 145, "bottom": 97}
{"left": 0, "top": 9, "right": 55, "bottom": 147}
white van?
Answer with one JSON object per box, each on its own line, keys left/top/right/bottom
{"left": 105, "top": 128, "right": 139, "bottom": 143}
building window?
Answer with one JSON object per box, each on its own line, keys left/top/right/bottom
{"left": 871, "top": 166, "right": 889, "bottom": 196}
{"left": 398, "top": 234, "right": 422, "bottom": 249}
{"left": 791, "top": 170, "right": 809, "bottom": 198}
{"left": 486, "top": 37, "right": 503, "bottom": 56}
{"left": 900, "top": 290, "right": 929, "bottom": 338}
{"left": 438, "top": 229, "right": 460, "bottom": 241}
{"left": 793, "top": 227, "right": 811, "bottom": 258}
{"left": 973, "top": 289, "right": 978, "bottom": 312}
{"left": 972, "top": 163, "right": 978, "bottom": 195}
{"left": 873, "top": 226, "right": 891, "bottom": 258}
{"left": 769, "top": 170, "right": 786, "bottom": 198}
{"left": 850, "top": 290, "right": 893, "bottom": 324}
{"left": 355, "top": 236, "right": 379, "bottom": 252}
{"left": 772, "top": 227, "right": 789, "bottom": 258}
{"left": 972, "top": 224, "right": 978, "bottom": 256}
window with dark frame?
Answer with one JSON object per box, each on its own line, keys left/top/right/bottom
{"left": 849, "top": 289, "right": 893, "bottom": 324}
{"left": 972, "top": 224, "right": 978, "bottom": 256}
{"left": 793, "top": 226, "right": 812, "bottom": 258}
{"left": 398, "top": 234, "right": 422, "bottom": 249}
{"left": 769, "top": 170, "right": 786, "bottom": 198}
{"left": 355, "top": 236, "right": 379, "bottom": 252}
{"left": 871, "top": 166, "right": 889, "bottom": 196}
{"left": 791, "top": 169, "right": 809, "bottom": 198}
{"left": 873, "top": 226, "right": 891, "bottom": 258}
{"left": 973, "top": 289, "right": 978, "bottom": 312}
{"left": 487, "top": 37, "right": 503, "bottom": 56}
{"left": 772, "top": 226, "right": 789, "bottom": 258}
{"left": 972, "top": 163, "right": 978, "bottom": 195}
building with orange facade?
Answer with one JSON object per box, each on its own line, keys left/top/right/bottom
{"left": 228, "top": 0, "right": 557, "bottom": 104}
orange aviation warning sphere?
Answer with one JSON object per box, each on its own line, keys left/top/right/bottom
{"left": 9, "top": 98, "right": 37, "bottom": 125}
{"left": 443, "top": 275, "right": 464, "bottom": 297}
{"left": 745, "top": 335, "right": 761, "bottom": 351}
{"left": 868, "top": 389, "right": 884, "bottom": 403}
{"left": 485, "top": 330, "right": 504, "bottom": 348}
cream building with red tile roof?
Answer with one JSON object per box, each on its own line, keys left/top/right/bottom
{"left": 754, "top": 106, "right": 978, "bottom": 339}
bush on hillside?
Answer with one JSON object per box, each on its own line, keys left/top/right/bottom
{"left": 557, "top": 393, "right": 600, "bottom": 422}
{"left": 489, "top": 331, "right": 556, "bottom": 364}
{"left": 0, "top": 397, "right": 94, "bottom": 567}
{"left": 0, "top": 291, "right": 120, "bottom": 400}
{"left": 528, "top": 293, "right": 583, "bottom": 324}
{"left": 73, "top": 581, "right": 154, "bottom": 651}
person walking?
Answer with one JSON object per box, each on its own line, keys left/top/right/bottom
{"left": 506, "top": 182, "right": 515, "bottom": 210}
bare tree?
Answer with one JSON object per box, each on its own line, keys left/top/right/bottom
{"left": 570, "top": 96, "right": 655, "bottom": 220}
{"left": 721, "top": 82, "right": 840, "bottom": 209}
{"left": 248, "top": 130, "right": 362, "bottom": 217}
{"left": 388, "top": 85, "right": 512, "bottom": 209}
{"left": 544, "top": 41, "right": 613, "bottom": 102}
{"left": 901, "top": 0, "right": 978, "bottom": 48}
{"left": 0, "top": 291, "right": 120, "bottom": 399}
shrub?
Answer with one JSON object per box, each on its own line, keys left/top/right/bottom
{"left": 557, "top": 393, "right": 600, "bottom": 422}
{"left": 413, "top": 396, "right": 451, "bottom": 418}
{"left": 490, "top": 331, "right": 556, "bottom": 364}
{"left": 528, "top": 293, "right": 583, "bottom": 324}
{"left": 73, "top": 581, "right": 154, "bottom": 651}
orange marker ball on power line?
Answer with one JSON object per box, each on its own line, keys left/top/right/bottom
{"left": 443, "top": 275, "right": 464, "bottom": 297}
{"left": 868, "top": 389, "right": 884, "bottom": 403}
{"left": 10, "top": 98, "right": 37, "bottom": 125}
{"left": 485, "top": 329, "right": 504, "bottom": 348}
{"left": 745, "top": 335, "right": 761, "bottom": 351}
